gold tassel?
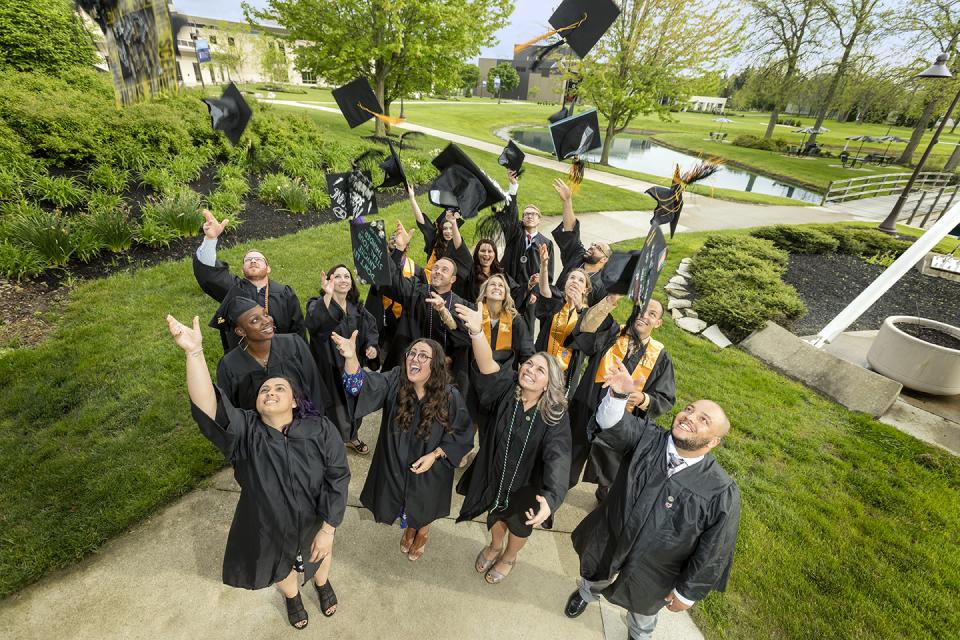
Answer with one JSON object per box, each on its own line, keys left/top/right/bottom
{"left": 566, "top": 158, "right": 585, "bottom": 194}
{"left": 514, "top": 14, "right": 588, "bottom": 55}
{"left": 357, "top": 103, "right": 405, "bottom": 126}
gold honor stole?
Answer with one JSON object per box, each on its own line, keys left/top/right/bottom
{"left": 547, "top": 303, "right": 579, "bottom": 370}
{"left": 424, "top": 250, "right": 438, "bottom": 284}
{"left": 595, "top": 336, "right": 664, "bottom": 412}
{"left": 482, "top": 306, "right": 513, "bottom": 352}
{"left": 382, "top": 258, "right": 416, "bottom": 319}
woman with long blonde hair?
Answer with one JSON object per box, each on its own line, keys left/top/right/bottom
{"left": 474, "top": 273, "right": 534, "bottom": 369}
{"left": 453, "top": 302, "right": 572, "bottom": 585}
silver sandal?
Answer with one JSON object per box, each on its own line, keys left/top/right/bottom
{"left": 475, "top": 545, "right": 499, "bottom": 573}
{"left": 485, "top": 558, "right": 516, "bottom": 584}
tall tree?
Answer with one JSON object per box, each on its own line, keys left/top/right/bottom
{"left": 747, "top": 0, "right": 825, "bottom": 138}
{"left": 576, "top": 0, "right": 743, "bottom": 165}
{"left": 487, "top": 61, "right": 519, "bottom": 101}
{"left": 245, "top": 0, "right": 511, "bottom": 135}
{"left": 459, "top": 62, "right": 479, "bottom": 96}
{"left": 806, "top": 0, "right": 890, "bottom": 146}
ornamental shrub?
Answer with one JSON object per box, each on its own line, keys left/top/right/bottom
{"left": 751, "top": 225, "right": 840, "bottom": 254}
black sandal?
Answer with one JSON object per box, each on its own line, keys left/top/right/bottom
{"left": 346, "top": 439, "right": 370, "bottom": 455}
{"left": 284, "top": 593, "right": 309, "bottom": 629}
{"left": 315, "top": 580, "right": 338, "bottom": 617}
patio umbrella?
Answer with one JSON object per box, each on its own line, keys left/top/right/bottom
{"left": 845, "top": 134, "right": 883, "bottom": 157}
{"left": 713, "top": 117, "right": 733, "bottom": 133}
{"left": 879, "top": 135, "right": 909, "bottom": 158}
{"left": 792, "top": 126, "right": 830, "bottom": 151}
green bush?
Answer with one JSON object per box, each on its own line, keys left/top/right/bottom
{"left": 87, "top": 164, "right": 130, "bottom": 195}
{"left": 0, "top": 240, "right": 48, "bottom": 280}
{"left": 68, "top": 221, "right": 102, "bottom": 263}
{"left": 813, "top": 225, "right": 910, "bottom": 257}
{"left": 751, "top": 225, "right": 840, "bottom": 254}
{"left": 0, "top": 0, "right": 97, "bottom": 75}
{"left": 206, "top": 189, "right": 245, "bottom": 217}
{"left": 84, "top": 205, "right": 135, "bottom": 253}
{"left": 215, "top": 163, "right": 246, "bottom": 183}
{"left": 135, "top": 215, "right": 178, "bottom": 248}
{"left": 697, "top": 234, "right": 789, "bottom": 268}
{"left": 695, "top": 280, "right": 806, "bottom": 338}
{"left": 732, "top": 134, "right": 788, "bottom": 152}
{"left": 139, "top": 167, "right": 181, "bottom": 196}
{"left": 217, "top": 174, "right": 250, "bottom": 198}
{"left": 3, "top": 205, "right": 73, "bottom": 265}
{"left": 30, "top": 174, "right": 86, "bottom": 208}
{"left": 258, "top": 172, "right": 292, "bottom": 206}
{"left": 0, "top": 168, "right": 22, "bottom": 201}
{"left": 139, "top": 188, "right": 203, "bottom": 237}
{"left": 168, "top": 152, "right": 207, "bottom": 183}
{"left": 278, "top": 178, "right": 310, "bottom": 213}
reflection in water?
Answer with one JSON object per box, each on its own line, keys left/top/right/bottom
{"left": 510, "top": 130, "right": 823, "bottom": 203}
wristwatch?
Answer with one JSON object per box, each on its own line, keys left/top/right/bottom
{"left": 610, "top": 389, "right": 630, "bottom": 400}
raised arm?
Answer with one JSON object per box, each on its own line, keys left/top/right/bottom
{"left": 166, "top": 314, "right": 216, "bottom": 419}
{"left": 554, "top": 179, "right": 575, "bottom": 231}
{"left": 580, "top": 294, "right": 623, "bottom": 334}
{"left": 331, "top": 329, "right": 360, "bottom": 374}
{"left": 537, "top": 244, "right": 552, "bottom": 298}
{"left": 446, "top": 210, "right": 464, "bottom": 250}
{"left": 456, "top": 303, "right": 499, "bottom": 374}
{"left": 408, "top": 184, "right": 426, "bottom": 226}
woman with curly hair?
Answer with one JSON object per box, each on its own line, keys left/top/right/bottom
{"left": 462, "top": 239, "right": 525, "bottom": 305}
{"left": 453, "top": 302, "right": 572, "bottom": 585}
{"left": 330, "top": 332, "right": 473, "bottom": 561}
{"left": 305, "top": 265, "right": 379, "bottom": 455}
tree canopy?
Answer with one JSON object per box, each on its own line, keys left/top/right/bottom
{"left": 487, "top": 61, "right": 519, "bottom": 95}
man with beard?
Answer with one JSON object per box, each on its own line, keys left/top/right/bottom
{"left": 550, "top": 178, "right": 609, "bottom": 306}
{"left": 194, "top": 210, "right": 305, "bottom": 353}
{"left": 565, "top": 362, "right": 740, "bottom": 640}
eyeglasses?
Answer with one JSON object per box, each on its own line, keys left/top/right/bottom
{"left": 590, "top": 243, "right": 611, "bottom": 259}
{"left": 405, "top": 351, "right": 433, "bottom": 363}
{"left": 243, "top": 256, "right": 267, "bottom": 264}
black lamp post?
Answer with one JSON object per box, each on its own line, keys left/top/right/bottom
{"left": 879, "top": 53, "right": 954, "bottom": 234}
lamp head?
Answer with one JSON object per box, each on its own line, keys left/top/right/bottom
{"left": 916, "top": 53, "right": 952, "bottom": 79}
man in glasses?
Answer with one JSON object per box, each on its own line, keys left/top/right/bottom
{"left": 194, "top": 209, "right": 305, "bottom": 353}
{"left": 551, "top": 179, "right": 609, "bottom": 306}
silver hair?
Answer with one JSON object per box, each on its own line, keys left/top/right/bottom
{"left": 518, "top": 351, "right": 568, "bottom": 426}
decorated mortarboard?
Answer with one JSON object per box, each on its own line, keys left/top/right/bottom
{"left": 498, "top": 140, "right": 526, "bottom": 174}
{"left": 378, "top": 141, "right": 408, "bottom": 189}
{"left": 332, "top": 77, "right": 404, "bottom": 129}
{"left": 202, "top": 83, "right": 253, "bottom": 146}
{"left": 211, "top": 294, "right": 260, "bottom": 331}
{"left": 514, "top": 0, "right": 621, "bottom": 60}
{"left": 647, "top": 162, "right": 722, "bottom": 239}
{"left": 429, "top": 144, "right": 506, "bottom": 219}
{"left": 327, "top": 170, "right": 378, "bottom": 222}
{"left": 75, "top": 0, "right": 118, "bottom": 34}
{"left": 601, "top": 225, "right": 668, "bottom": 310}
{"left": 549, "top": 108, "right": 602, "bottom": 192}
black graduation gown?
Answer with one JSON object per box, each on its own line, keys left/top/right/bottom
{"left": 304, "top": 296, "right": 379, "bottom": 442}
{"left": 568, "top": 321, "right": 676, "bottom": 487}
{"left": 499, "top": 194, "right": 556, "bottom": 326}
{"left": 418, "top": 218, "right": 473, "bottom": 299}
{"left": 193, "top": 255, "right": 306, "bottom": 353}
{"left": 572, "top": 414, "right": 740, "bottom": 616}
{"left": 363, "top": 251, "right": 425, "bottom": 364}
{"left": 551, "top": 220, "right": 607, "bottom": 307}
{"left": 534, "top": 290, "right": 588, "bottom": 400}
{"left": 465, "top": 312, "right": 536, "bottom": 430}
{"left": 456, "top": 365, "right": 571, "bottom": 527}
{"left": 378, "top": 251, "right": 474, "bottom": 392}
{"left": 353, "top": 368, "right": 473, "bottom": 529}
{"left": 215, "top": 334, "right": 324, "bottom": 412}
{"left": 191, "top": 388, "right": 350, "bottom": 590}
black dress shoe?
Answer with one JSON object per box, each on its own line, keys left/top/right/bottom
{"left": 565, "top": 590, "right": 589, "bottom": 618}
{"left": 594, "top": 485, "right": 609, "bottom": 503}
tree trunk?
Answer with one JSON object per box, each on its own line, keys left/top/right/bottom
{"left": 808, "top": 43, "right": 856, "bottom": 147}
{"left": 600, "top": 114, "right": 619, "bottom": 165}
{"left": 944, "top": 141, "right": 960, "bottom": 172}
{"left": 899, "top": 98, "right": 937, "bottom": 165}
{"left": 374, "top": 68, "right": 387, "bottom": 138}
{"left": 765, "top": 108, "right": 780, "bottom": 139}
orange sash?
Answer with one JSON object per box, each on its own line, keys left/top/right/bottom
{"left": 482, "top": 305, "right": 513, "bottom": 352}
{"left": 595, "top": 336, "right": 664, "bottom": 411}
{"left": 546, "top": 303, "right": 579, "bottom": 370}
{"left": 382, "top": 258, "right": 416, "bottom": 319}
{"left": 424, "top": 251, "right": 437, "bottom": 284}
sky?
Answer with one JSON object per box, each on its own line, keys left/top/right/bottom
{"left": 171, "top": 0, "right": 561, "bottom": 62}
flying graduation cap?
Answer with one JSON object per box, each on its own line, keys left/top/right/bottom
{"left": 378, "top": 141, "right": 408, "bottom": 189}
{"left": 202, "top": 83, "right": 253, "bottom": 146}
{"left": 498, "top": 140, "right": 526, "bottom": 174}
{"left": 549, "top": 108, "right": 602, "bottom": 192}
{"left": 601, "top": 224, "right": 668, "bottom": 312}
{"left": 332, "top": 77, "right": 404, "bottom": 129}
{"left": 646, "top": 162, "right": 723, "bottom": 238}
{"left": 515, "top": 0, "right": 621, "bottom": 65}
{"left": 429, "top": 144, "right": 506, "bottom": 219}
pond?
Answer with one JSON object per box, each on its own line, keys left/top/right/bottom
{"left": 509, "top": 129, "right": 823, "bottom": 204}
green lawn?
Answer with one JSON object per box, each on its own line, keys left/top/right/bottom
{"left": 2, "top": 218, "right": 958, "bottom": 640}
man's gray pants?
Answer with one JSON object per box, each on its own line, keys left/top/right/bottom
{"left": 579, "top": 577, "right": 658, "bottom": 640}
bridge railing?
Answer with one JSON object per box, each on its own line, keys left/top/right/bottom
{"left": 821, "top": 172, "right": 954, "bottom": 205}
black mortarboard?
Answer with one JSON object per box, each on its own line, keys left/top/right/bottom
{"left": 601, "top": 225, "right": 668, "bottom": 309}
{"left": 378, "top": 141, "right": 408, "bottom": 189}
{"left": 647, "top": 163, "right": 722, "bottom": 238}
{"left": 325, "top": 169, "right": 377, "bottom": 221}
{"left": 548, "top": 0, "right": 621, "bottom": 59}
{"left": 498, "top": 140, "right": 525, "bottom": 174}
{"left": 76, "top": 0, "right": 118, "bottom": 34}
{"left": 332, "top": 77, "right": 403, "bottom": 129}
{"left": 211, "top": 294, "right": 260, "bottom": 331}
{"left": 202, "top": 83, "right": 252, "bottom": 146}
{"left": 549, "top": 109, "right": 601, "bottom": 191}
{"left": 429, "top": 144, "right": 505, "bottom": 219}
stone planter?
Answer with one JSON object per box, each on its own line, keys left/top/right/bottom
{"left": 867, "top": 316, "right": 960, "bottom": 395}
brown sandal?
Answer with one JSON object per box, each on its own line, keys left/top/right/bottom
{"left": 485, "top": 557, "right": 516, "bottom": 584}
{"left": 407, "top": 530, "right": 429, "bottom": 561}
{"left": 400, "top": 527, "right": 416, "bottom": 554}
{"left": 475, "top": 544, "right": 499, "bottom": 573}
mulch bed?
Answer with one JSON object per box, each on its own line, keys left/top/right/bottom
{"left": 783, "top": 253, "right": 960, "bottom": 336}
{"left": 895, "top": 322, "right": 960, "bottom": 350}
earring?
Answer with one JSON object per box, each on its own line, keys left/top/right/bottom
{"left": 238, "top": 335, "right": 247, "bottom": 351}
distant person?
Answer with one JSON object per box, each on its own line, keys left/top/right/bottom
{"left": 565, "top": 363, "right": 740, "bottom": 640}
{"left": 166, "top": 314, "right": 349, "bottom": 629}
{"left": 194, "top": 210, "right": 304, "bottom": 353}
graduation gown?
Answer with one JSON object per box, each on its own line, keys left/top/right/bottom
{"left": 191, "top": 388, "right": 350, "bottom": 590}
{"left": 498, "top": 194, "right": 555, "bottom": 326}
{"left": 569, "top": 321, "right": 676, "bottom": 487}
{"left": 417, "top": 218, "right": 473, "bottom": 299}
{"left": 534, "top": 290, "right": 588, "bottom": 399}
{"left": 353, "top": 368, "right": 473, "bottom": 529}
{"left": 456, "top": 365, "right": 571, "bottom": 526}
{"left": 216, "top": 334, "right": 324, "bottom": 412}
{"left": 572, "top": 414, "right": 740, "bottom": 616}
{"left": 465, "top": 311, "right": 535, "bottom": 430}
{"left": 551, "top": 221, "right": 607, "bottom": 307}
{"left": 305, "top": 296, "right": 379, "bottom": 442}
{"left": 363, "top": 251, "right": 425, "bottom": 364}
{"left": 193, "top": 255, "right": 306, "bottom": 353}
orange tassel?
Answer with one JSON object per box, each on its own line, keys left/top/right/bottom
{"left": 357, "top": 103, "right": 405, "bottom": 126}
{"left": 514, "top": 14, "right": 588, "bottom": 55}
{"left": 566, "top": 159, "right": 584, "bottom": 193}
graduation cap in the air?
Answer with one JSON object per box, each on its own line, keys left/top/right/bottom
{"left": 498, "top": 140, "right": 525, "bottom": 174}
{"left": 549, "top": 108, "right": 602, "bottom": 192}
{"left": 332, "top": 77, "right": 404, "bottom": 129}
{"left": 601, "top": 225, "right": 668, "bottom": 309}
{"left": 647, "top": 162, "right": 722, "bottom": 238}
{"left": 75, "top": 0, "right": 118, "bottom": 34}
{"left": 211, "top": 294, "right": 260, "bottom": 331}
{"left": 378, "top": 141, "right": 408, "bottom": 189}
{"left": 515, "top": 0, "right": 621, "bottom": 61}
{"left": 429, "top": 144, "right": 506, "bottom": 219}
{"left": 201, "top": 83, "right": 253, "bottom": 146}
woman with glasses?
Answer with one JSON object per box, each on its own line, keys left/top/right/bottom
{"left": 330, "top": 332, "right": 472, "bottom": 561}
{"left": 166, "top": 314, "right": 350, "bottom": 629}
{"left": 305, "top": 265, "right": 379, "bottom": 456}
{"left": 453, "top": 302, "right": 571, "bottom": 585}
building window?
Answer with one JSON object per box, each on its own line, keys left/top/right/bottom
{"left": 301, "top": 70, "right": 316, "bottom": 83}
{"left": 228, "top": 36, "right": 235, "bottom": 46}
{"left": 176, "top": 63, "right": 183, "bottom": 82}
{"left": 193, "top": 62, "right": 201, "bottom": 79}
{"left": 209, "top": 35, "right": 217, "bottom": 45}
